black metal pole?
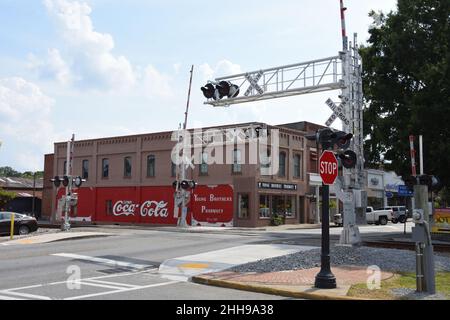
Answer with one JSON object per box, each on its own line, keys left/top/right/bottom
{"left": 315, "top": 183, "right": 337, "bottom": 289}
{"left": 32, "top": 172, "right": 36, "bottom": 218}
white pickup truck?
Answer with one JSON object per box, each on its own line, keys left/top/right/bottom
{"left": 366, "top": 207, "right": 393, "bottom": 225}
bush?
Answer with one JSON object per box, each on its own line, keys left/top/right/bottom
{"left": 271, "top": 213, "right": 284, "bottom": 226}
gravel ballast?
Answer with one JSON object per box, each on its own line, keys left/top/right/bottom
{"left": 229, "top": 245, "right": 450, "bottom": 273}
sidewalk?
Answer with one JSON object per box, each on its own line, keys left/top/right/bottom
{"left": 1, "top": 231, "right": 112, "bottom": 245}
{"left": 192, "top": 266, "right": 395, "bottom": 300}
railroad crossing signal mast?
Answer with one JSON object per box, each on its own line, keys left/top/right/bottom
{"left": 201, "top": 0, "right": 366, "bottom": 244}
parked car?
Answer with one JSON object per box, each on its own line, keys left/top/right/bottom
{"left": 0, "top": 212, "right": 38, "bottom": 235}
{"left": 366, "top": 206, "right": 393, "bottom": 225}
{"left": 382, "top": 206, "right": 408, "bottom": 223}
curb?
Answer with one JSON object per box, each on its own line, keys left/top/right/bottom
{"left": 191, "top": 276, "right": 368, "bottom": 301}
{"left": 2, "top": 232, "right": 113, "bottom": 245}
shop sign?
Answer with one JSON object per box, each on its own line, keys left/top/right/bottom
{"left": 258, "top": 182, "right": 298, "bottom": 191}
{"left": 432, "top": 208, "right": 450, "bottom": 234}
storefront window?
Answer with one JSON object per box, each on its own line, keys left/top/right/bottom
{"left": 270, "top": 195, "right": 296, "bottom": 219}
{"left": 238, "top": 194, "right": 249, "bottom": 219}
{"left": 259, "top": 195, "right": 270, "bottom": 218}
{"left": 293, "top": 154, "right": 301, "bottom": 178}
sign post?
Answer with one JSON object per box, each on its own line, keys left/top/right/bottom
{"left": 315, "top": 150, "right": 338, "bottom": 289}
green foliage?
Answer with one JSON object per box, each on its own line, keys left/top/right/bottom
{"left": 0, "top": 188, "right": 16, "bottom": 209}
{"left": 360, "top": 0, "right": 450, "bottom": 188}
{"left": 270, "top": 213, "right": 284, "bottom": 226}
{"left": 0, "top": 167, "right": 43, "bottom": 179}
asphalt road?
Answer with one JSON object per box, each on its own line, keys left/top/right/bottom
{"left": 0, "top": 223, "right": 413, "bottom": 300}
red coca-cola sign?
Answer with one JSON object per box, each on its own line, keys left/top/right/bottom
{"left": 55, "top": 184, "right": 234, "bottom": 227}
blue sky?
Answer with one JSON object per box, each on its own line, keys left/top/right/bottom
{"left": 0, "top": 0, "right": 397, "bottom": 172}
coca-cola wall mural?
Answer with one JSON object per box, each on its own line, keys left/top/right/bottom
{"left": 56, "top": 185, "right": 234, "bottom": 226}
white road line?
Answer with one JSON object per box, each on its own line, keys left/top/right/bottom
{"left": 65, "top": 281, "right": 179, "bottom": 300}
{"left": 51, "top": 253, "right": 153, "bottom": 270}
{"left": 72, "top": 281, "right": 130, "bottom": 290}
{"left": 0, "top": 290, "right": 51, "bottom": 300}
{"left": 84, "top": 279, "right": 139, "bottom": 288}
{"left": 0, "top": 294, "right": 27, "bottom": 300}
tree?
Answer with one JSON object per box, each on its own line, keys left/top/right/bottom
{"left": 0, "top": 166, "right": 21, "bottom": 177}
{"left": 361, "top": 0, "right": 450, "bottom": 187}
{"left": 0, "top": 188, "right": 16, "bottom": 209}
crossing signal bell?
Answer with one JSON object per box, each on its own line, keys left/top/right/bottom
{"left": 201, "top": 81, "right": 239, "bottom": 101}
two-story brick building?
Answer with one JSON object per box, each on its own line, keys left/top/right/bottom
{"left": 42, "top": 121, "right": 323, "bottom": 227}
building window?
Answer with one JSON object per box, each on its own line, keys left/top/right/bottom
{"left": 200, "top": 152, "right": 208, "bottom": 175}
{"left": 102, "top": 158, "right": 109, "bottom": 178}
{"left": 279, "top": 152, "right": 286, "bottom": 177}
{"left": 171, "top": 162, "right": 177, "bottom": 178}
{"left": 238, "top": 194, "right": 249, "bottom": 219}
{"left": 259, "top": 195, "right": 270, "bottom": 219}
{"left": 106, "top": 200, "right": 113, "bottom": 216}
{"left": 124, "top": 157, "right": 132, "bottom": 178}
{"left": 147, "top": 155, "right": 155, "bottom": 177}
{"left": 293, "top": 154, "right": 301, "bottom": 178}
{"left": 271, "top": 195, "right": 296, "bottom": 219}
{"left": 232, "top": 149, "right": 242, "bottom": 173}
{"left": 63, "top": 161, "right": 67, "bottom": 175}
{"left": 82, "top": 160, "right": 89, "bottom": 179}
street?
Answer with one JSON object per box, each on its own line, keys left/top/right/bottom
{"left": 0, "top": 223, "right": 413, "bottom": 300}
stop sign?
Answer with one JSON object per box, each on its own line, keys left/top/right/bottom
{"left": 319, "top": 150, "right": 338, "bottom": 185}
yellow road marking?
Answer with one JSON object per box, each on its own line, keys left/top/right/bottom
{"left": 178, "top": 263, "right": 210, "bottom": 269}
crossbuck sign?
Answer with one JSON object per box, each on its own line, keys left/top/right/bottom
{"left": 325, "top": 98, "right": 350, "bottom": 127}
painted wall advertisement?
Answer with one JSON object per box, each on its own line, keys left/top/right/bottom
{"left": 56, "top": 184, "right": 234, "bottom": 227}
{"left": 432, "top": 208, "right": 450, "bottom": 234}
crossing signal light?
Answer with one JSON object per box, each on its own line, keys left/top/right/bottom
{"left": 403, "top": 175, "right": 441, "bottom": 192}
{"left": 51, "top": 176, "right": 61, "bottom": 188}
{"left": 180, "top": 180, "right": 197, "bottom": 190}
{"left": 62, "top": 176, "right": 70, "bottom": 187}
{"left": 338, "top": 150, "right": 357, "bottom": 169}
{"left": 201, "top": 81, "right": 239, "bottom": 101}
{"left": 333, "top": 132, "right": 353, "bottom": 150}
{"left": 73, "top": 176, "right": 83, "bottom": 188}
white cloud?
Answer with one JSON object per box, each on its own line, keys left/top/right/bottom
{"left": 28, "top": 48, "right": 73, "bottom": 85}
{"left": 199, "top": 60, "right": 242, "bottom": 83}
{"left": 0, "top": 77, "right": 58, "bottom": 170}
{"left": 42, "top": 0, "right": 135, "bottom": 92}
{"left": 141, "top": 65, "right": 173, "bottom": 98}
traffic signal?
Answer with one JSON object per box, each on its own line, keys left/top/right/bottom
{"left": 51, "top": 176, "right": 61, "bottom": 188}
{"left": 62, "top": 176, "right": 70, "bottom": 187}
{"left": 201, "top": 81, "right": 239, "bottom": 101}
{"left": 403, "top": 175, "right": 441, "bottom": 191}
{"left": 306, "top": 128, "right": 357, "bottom": 168}
{"left": 180, "top": 180, "right": 197, "bottom": 190}
{"left": 73, "top": 176, "right": 83, "bottom": 188}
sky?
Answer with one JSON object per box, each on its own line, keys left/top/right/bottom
{"left": 0, "top": 0, "right": 398, "bottom": 172}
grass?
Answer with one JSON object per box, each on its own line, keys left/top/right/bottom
{"left": 347, "top": 272, "right": 450, "bottom": 300}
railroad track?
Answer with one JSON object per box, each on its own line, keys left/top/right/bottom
{"left": 363, "top": 240, "right": 450, "bottom": 253}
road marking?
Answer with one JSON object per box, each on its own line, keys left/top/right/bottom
{"left": 64, "top": 280, "right": 178, "bottom": 300}
{"left": 71, "top": 281, "right": 130, "bottom": 290}
{"left": 82, "top": 279, "right": 139, "bottom": 289}
{"left": 52, "top": 253, "right": 153, "bottom": 270}
{"left": 178, "top": 263, "right": 210, "bottom": 269}
{"left": 0, "top": 290, "right": 51, "bottom": 300}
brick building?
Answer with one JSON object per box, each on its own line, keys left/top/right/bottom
{"left": 42, "top": 121, "right": 324, "bottom": 227}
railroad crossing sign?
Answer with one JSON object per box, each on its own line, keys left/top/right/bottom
{"left": 319, "top": 150, "right": 339, "bottom": 185}
{"left": 244, "top": 71, "right": 264, "bottom": 96}
{"left": 325, "top": 98, "right": 350, "bottom": 126}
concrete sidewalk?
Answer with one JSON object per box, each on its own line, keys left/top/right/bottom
{"left": 192, "top": 266, "right": 395, "bottom": 300}
{"left": 158, "top": 244, "right": 317, "bottom": 281}
{"left": 1, "top": 231, "right": 112, "bottom": 245}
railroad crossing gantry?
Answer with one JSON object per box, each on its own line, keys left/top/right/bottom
{"left": 201, "top": 0, "right": 366, "bottom": 245}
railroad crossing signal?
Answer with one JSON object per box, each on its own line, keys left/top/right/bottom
{"left": 325, "top": 98, "right": 350, "bottom": 127}
{"left": 320, "top": 151, "right": 339, "bottom": 185}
